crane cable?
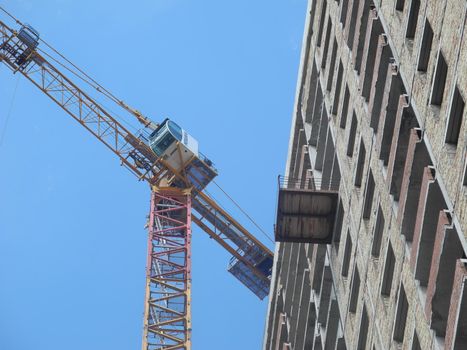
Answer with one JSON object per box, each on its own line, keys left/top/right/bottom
{"left": 0, "top": 5, "right": 150, "bottom": 129}
{"left": 35, "top": 48, "right": 142, "bottom": 134}
{"left": 0, "top": 6, "right": 20, "bottom": 25}
{"left": 0, "top": 75, "right": 20, "bottom": 149}
{"left": 212, "top": 180, "right": 274, "bottom": 244}
{"left": 0, "top": 6, "right": 275, "bottom": 246}
{"left": 36, "top": 34, "right": 153, "bottom": 128}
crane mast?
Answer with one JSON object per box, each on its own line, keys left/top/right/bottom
{"left": 0, "top": 18, "right": 273, "bottom": 350}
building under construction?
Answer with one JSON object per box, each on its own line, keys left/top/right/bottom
{"left": 265, "top": 0, "right": 467, "bottom": 349}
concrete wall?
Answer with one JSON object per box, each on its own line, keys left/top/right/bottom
{"left": 264, "top": 1, "right": 467, "bottom": 349}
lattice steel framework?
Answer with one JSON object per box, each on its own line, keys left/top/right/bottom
{"left": 0, "top": 20, "right": 167, "bottom": 184}
{"left": 142, "top": 190, "right": 192, "bottom": 350}
{"left": 0, "top": 17, "right": 275, "bottom": 349}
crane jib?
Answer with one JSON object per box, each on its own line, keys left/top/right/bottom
{"left": 0, "top": 18, "right": 273, "bottom": 293}
{"left": 1, "top": 17, "right": 275, "bottom": 348}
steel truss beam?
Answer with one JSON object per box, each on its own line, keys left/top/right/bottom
{"left": 142, "top": 190, "right": 192, "bottom": 350}
{"left": 0, "top": 20, "right": 168, "bottom": 184}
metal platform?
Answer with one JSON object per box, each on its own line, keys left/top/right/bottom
{"left": 275, "top": 176, "right": 339, "bottom": 244}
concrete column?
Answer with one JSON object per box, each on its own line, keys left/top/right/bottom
{"left": 397, "top": 129, "right": 421, "bottom": 226}
{"left": 293, "top": 266, "right": 312, "bottom": 350}
{"left": 426, "top": 212, "right": 464, "bottom": 337}
{"left": 359, "top": 8, "right": 382, "bottom": 102}
{"left": 313, "top": 245, "right": 327, "bottom": 293}
{"left": 304, "top": 300, "right": 317, "bottom": 349}
{"left": 284, "top": 244, "right": 300, "bottom": 314}
{"left": 304, "top": 61, "right": 319, "bottom": 124}
{"left": 445, "top": 259, "right": 467, "bottom": 350}
{"left": 315, "top": 102, "right": 329, "bottom": 171}
{"left": 318, "top": 265, "right": 333, "bottom": 326}
{"left": 326, "top": 39, "right": 338, "bottom": 92}
{"left": 324, "top": 298, "right": 340, "bottom": 350}
{"left": 310, "top": 75, "right": 324, "bottom": 147}
{"left": 376, "top": 61, "right": 402, "bottom": 165}
{"left": 352, "top": 0, "right": 372, "bottom": 74}
{"left": 367, "top": 34, "right": 391, "bottom": 131}
{"left": 410, "top": 167, "right": 447, "bottom": 287}
{"left": 386, "top": 95, "right": 417, "bottom": 201}
{"left": 322, "top": 129, "right": 335, "bottom": 188}
{"left": 289, "top": 245, "right": 309, "bottom": 348}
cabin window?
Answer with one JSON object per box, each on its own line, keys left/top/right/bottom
{"left": 168, "top": 120, "right": 183, "bottom": 141}
{"left": 152, "top": 132, "right": 175, "bottom": 156}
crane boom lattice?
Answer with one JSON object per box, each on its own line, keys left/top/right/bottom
{"left": 0, "top": 16, "right": 274, "bottom": 350}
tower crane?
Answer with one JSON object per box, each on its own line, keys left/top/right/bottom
{"left": 0, "top": 14, "right": 273, "bottom": 350}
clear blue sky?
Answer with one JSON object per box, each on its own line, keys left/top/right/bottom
{"left": 0, "top": 1, "right": 306, "bottom": 349}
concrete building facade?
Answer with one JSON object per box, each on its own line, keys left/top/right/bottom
{"left": 264, "top": 0, "right": 467, "bottom": 349}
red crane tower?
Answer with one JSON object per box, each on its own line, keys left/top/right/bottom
{"left": 0, "top": 14, "right": 273, "bottom": 350}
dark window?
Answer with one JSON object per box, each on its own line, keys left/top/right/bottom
{"left": 332, "top": 61, "right": 344, "bottom": 115}
{"left": 342, "top": 231, "right": 352, "bottom": 277}
{"left": 417, "top": 20, "right": 433, "bottom": 71}
{"left": 310, "top": 0, "right": 319, "bottom": 35}
{"left": 363, "top": 170, "right": 375, "bottom": 219}
{"left": 354, "top": 139, "right": 366, "bottom": 187}
{"left": 381, "top": 243, "right": 395, "bottom": 296}
{"left": 327, "top": 39, "right": 338, "bottom": 89}
{"left": 357, "top": 305, "right": 369, "bottom": 349}
{"left": 393, "top": 284, "right": 409, "bottom": 342}
{"left": 317, "top": 0, "right": 328, "bottom": 47}
{"left": 354, "top": 0, "right": 372, "bottom": 74}
{"left": 395, "top": 0, "right": 405, "bottom": 11}
{"left": 340, "top": 0, "right": 349, "bottom": 27}
{"left": 347, "top": 112, "right": 358, "bottom": 156}
{"left": 349, "top": 267, "right": 360, "bottom": 313}
{"left": 322, "top": 19, "right": 333, "bottom": 68}
{"left": 346, "top": 0, "right": 361, "bottom": 50}
{"left": 340, "top": 86, "right": 350, "bottom": 129}
{"left": 371, "top": 206, "right": 385, "bottom": 257}
{"left": 333, "top": 200, "right": 345, "bottom": 251}
{"left": 406, "top": 0, "right": 420, "bottom": 39}
{"left": 412, "top": 331, "right": 421, "bottom": 350}
{"left": 431, "top": 52, "right": 448, "bottom": 106}
{"left": 445, "top": 86, "right": 465, "bottom": 145}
